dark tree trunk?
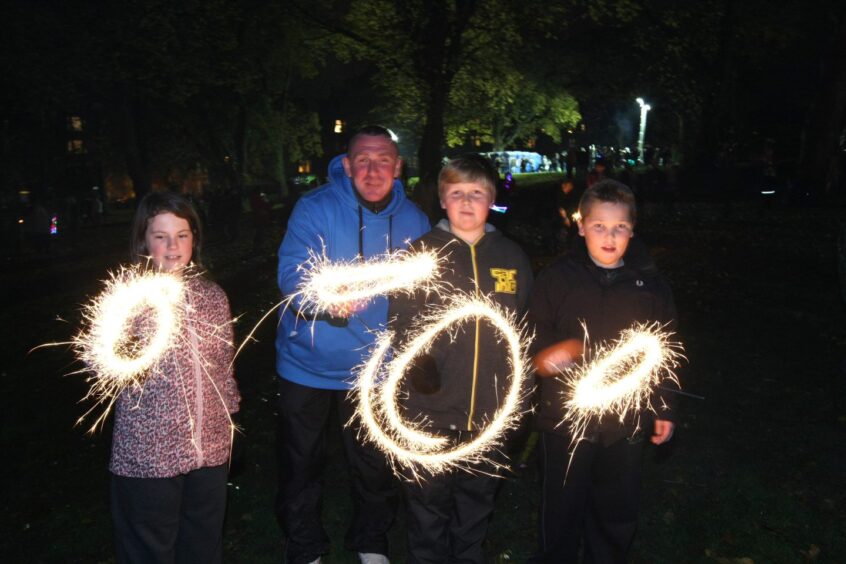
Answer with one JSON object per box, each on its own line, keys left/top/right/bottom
{"left": 198, "top": 106, "right": 242, "bottom": 195}
{"left": 234, "top": 102, "right": 248, "bottom": 191}
{"left": 797, "top": 14, "right": 846, "bottom": 199}
{"left": 120, "top": 86, "right": 152, "bottom": 201}
{"left": 696, "top": 0, "right": 737, "bottom": 169}
{"left": 416, "top": 85, "right": 448, "bottom": 219}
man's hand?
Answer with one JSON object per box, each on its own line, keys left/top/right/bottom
{"left": 326, "top": 300, "right": 365, "bottom": 319}
{"left": 651, "top": 419, "right": 675, "bottom": 445}
{"left": 533, "top": 339, "right": 583, "bottom": 377}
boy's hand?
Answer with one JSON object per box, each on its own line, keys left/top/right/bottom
{"left": 651, "top": 419, "right": 675, "bottom": 444}
{"left": 533, "top": 339, "right": 583, "bottom": 377}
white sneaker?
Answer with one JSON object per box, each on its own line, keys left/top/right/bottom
{"left": 307, "top": 559, "right": 322, "bottom": 564}
{"left": 358, "top": 553, "right": 389, "bottom": 564}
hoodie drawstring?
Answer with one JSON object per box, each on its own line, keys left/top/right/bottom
{"left": 358, "top": 205, "right": 364, "bottom": 259}
{"left": 358, "top": 206, "right": 395, "bottom": 257}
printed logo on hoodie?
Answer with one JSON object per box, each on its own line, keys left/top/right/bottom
{"left": 490, "top": 268, "right": 518, "bottom": 294}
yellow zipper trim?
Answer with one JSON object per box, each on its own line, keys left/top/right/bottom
{"left": 467, "top": 236, "right": 483, "bottom": 431}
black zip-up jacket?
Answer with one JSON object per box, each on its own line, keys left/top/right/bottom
{"left": 530, "top": 236, "right": 678, "bottom": 445}
{"left": 389, "top": 221, "right": 533, "bottom": 432}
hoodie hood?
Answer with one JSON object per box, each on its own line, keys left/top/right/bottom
{"left": 432, "top": 218, "right": 498, "bottom": 242}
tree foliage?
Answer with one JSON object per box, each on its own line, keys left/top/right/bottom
{"left": 445, "top": 68, "right": 580, "bottom": 150}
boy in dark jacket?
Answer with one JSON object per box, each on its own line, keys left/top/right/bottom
{"left": 529, "top": 179, "right": 678, "bottom": 563}
{"left": 388, "top": 154, "right": 533, "bottom": 564}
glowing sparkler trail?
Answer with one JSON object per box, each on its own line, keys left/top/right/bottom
{"left": 68, "top": 266, "right": 187, "bottom": 430}
{"left": 232, "top": 247, "right": 447, "bottom": 366}
{"left": 63, "top": 265, "right": 239, "bottom": 440}
{"left": 292, "top": 247, "right": 444, "bottom": 317}
{"left": 77, "top": 267, "right": 184, "bottom": 385}
{"left": 353, "top": 294, "right": 531, "bottom": 477}
{"left": 560, "top": 322, "right": 683, "bottom": 443}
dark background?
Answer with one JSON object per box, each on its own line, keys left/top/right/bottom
{"left": 2, "top": 1, "right": 845, "bottom": 562}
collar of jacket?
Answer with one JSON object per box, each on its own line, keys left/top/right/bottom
{"left": 354, "top": 185, "right": 393, "bottom": 213}
{"left": 572, "top": 235, "right": 658, "bottom": 284}
{"left": 432, "top": 218, "right": 498, "bottom": 247}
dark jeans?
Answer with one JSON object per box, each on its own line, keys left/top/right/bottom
{"left": 401, "top": 431, "right": 506, "bottom": 564}
{"left": 275, "top": 378, "right": 398, "bottom": 564}
{"left": 111, "top": 463, "right": 228, "bottom": 564}
{"left": 530, "top": 432, "right": 643, "bottom": 564}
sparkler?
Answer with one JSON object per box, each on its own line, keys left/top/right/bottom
{"left": 353, "top": 294, "right": 532, "bottom": 477}
{"left": 233, "top": 246, "right": 448, "bottom": 363}
{"left": 75, "top": 265, "right": 184, "bottom": 385}
{"left": 291, "top": 246, "right": 444, "bottom": 318}
{"left": 559, "top": 322, "right": 683, "bottom": 444}
{"left": 68, "top": 265, "right": 236, "bottom": 435}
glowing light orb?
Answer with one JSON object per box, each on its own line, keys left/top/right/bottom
{"left": 560, "top": 322, "right": 682, "bottom": 441}
{"left": 354, "top": 295, "right": 531, "bottom": 476}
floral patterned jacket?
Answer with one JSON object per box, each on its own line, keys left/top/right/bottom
{"left": 109, "top": 275, "right": 240, "bottom": 478}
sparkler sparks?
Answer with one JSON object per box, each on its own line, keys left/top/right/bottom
{"left": 76, "top": 266, "right": 184, "bottom": 384}
{"left": 291, "top": 246, "right": 444, "bottom": 318}
{"left": 353, "top": 294, "right": 532, "bottom": 477}
{"left": 559, "top": 322, "right": 683, "bottom": 443}
{"left": 233, "top": 247, "right": 447, "bottom": 364}
{"left": 69, "top": 265, "right": 237, "bottom": 435}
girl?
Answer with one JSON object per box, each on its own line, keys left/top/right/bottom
{"left": 110, "top": 191, "right": 240, "bottom": 564}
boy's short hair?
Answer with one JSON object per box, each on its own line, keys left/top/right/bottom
{"left": 130, "top": 191, "right": 204, "bottom": 267}
{"left": 438, "top": 154, "right": 498, "bottom": 201}
{"left": 578, "top": 179, "right": 637, "bottom": 224}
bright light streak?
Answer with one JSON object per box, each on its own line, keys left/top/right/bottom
{"left": 77, "top": 268, "right": 184, "bottom": 384}
{"left": 560, "top": 322, "right": 683, "bottom": 444}
{"left": 68, "top": 266, "right": 186, "bottom": 430}
{"left": 352, "top": 294, "right": 532, "bottom": 477}
{"left": 58, "top": 265, "right": 239, "bottom": 440}
{"left": 291, "top": 246, "right": 444, "bottom": 318}
{"left": 234, "top": 247, "right": 447, "bottom": 375}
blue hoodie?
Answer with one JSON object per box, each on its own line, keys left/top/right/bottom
{"left": 276, "top": 155, "right": 430, "bottom": 390}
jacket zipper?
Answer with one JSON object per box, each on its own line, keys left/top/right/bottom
{"left": 466, "top": 238, "right": 483, "bottom": 431}
{"left": 186, "top": 292, "right": 205, "bottom": 465}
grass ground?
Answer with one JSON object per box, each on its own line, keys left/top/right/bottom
{"left": 2, "top": 195, "right": 844, "bottom": 563}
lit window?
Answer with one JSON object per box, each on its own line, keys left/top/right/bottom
{"left": 473, "top": 136, "right": 481, "bottom": 147}
{"left": 526, "top": 137, "right": 536, "bottom": 149}
{"left": 334, "top": 119, "right": 344, "bottom": 134}
{"left": 67, "top": 116, "right": 84, "bottom": 131}
{"left": 67, "top": 139, "right": 86, "bottom": 154}
{"left": 298, "top": 160, "right": 312, "bottom": 174}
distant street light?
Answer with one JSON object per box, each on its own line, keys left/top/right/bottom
{"left": 636, "top": 97, "right": 651, "bottom": 164}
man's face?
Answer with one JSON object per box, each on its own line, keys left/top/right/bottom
{"left": 342, "top": 135, "right": 401, "bottom": 203}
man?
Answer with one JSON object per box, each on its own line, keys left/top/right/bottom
{"left": 275, "top": 125, "right": 430, "bottom": 564}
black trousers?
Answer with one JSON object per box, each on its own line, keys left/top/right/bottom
{"left": 275, "top": 377, "right": 398, "bottom": 564}
{"left": 401, "top": 432, "right": 506, "bottom": 564}
{"left": 530, "top": 432, "right": 643, "bottom": 564}
{"left": 111, "top": 463, "right": 228, "bottom": 564}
